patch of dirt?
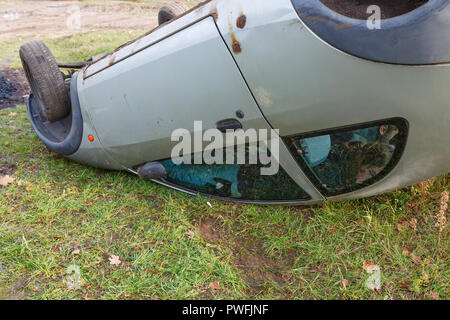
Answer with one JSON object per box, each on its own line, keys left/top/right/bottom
{"left": 198, "top": 216, "right": 223, "bottom": 242}
{"left": 320, "top": 0, "right": 428, "bottom": 19}
{"left": 0, "top": 1, "right": 163, "bottom": 42}
{"left": 0, "top": 68, "right": 29, "bottom": 109}
{"left": 197, "top": 216, "right": 295, "bottom": 294}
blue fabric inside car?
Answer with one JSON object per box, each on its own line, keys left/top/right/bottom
{"left": 301, "top": 127, "right": 379, "bottom": 168}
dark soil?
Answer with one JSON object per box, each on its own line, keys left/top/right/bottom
{"left": 197, "top": 215, "right": 295, "bottom": 295}
{"left": 0, "top": 163, "right": 17, "bottom": 176}
{"left": 0, "top": 69, "right": 29, "bottom": 110}
{"left": 320, "top": 0, "right": 428, "bottom": 19}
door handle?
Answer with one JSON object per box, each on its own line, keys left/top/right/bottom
{"left": 216, "top": 119, "right": 243, "bottom": 133}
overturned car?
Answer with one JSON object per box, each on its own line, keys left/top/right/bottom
{"left": 20, "top": 0, "right": 450, "bottom": 204}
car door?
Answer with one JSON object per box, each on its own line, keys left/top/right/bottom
{"left": 78, "top": 15, "right": 323, "bottom": 203}
{"left": 79, "top": 17, "right": 272, "bottom": 168}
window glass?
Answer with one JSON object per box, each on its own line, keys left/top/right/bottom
{"left": 159, "top": 146, "right": 311, "bottom": 201}
{"left": 284, "top": 120, "right": 407, "bottom": 196}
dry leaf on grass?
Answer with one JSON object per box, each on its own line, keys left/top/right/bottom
{"left": 411, "top": 253, "right": 421, "bottom": 264}
{"left": 206, "top": 243, "right": 218, "bottom": 248}
{"left": 108, "top": 255, "right": 121, "bottom": 266}
{"left": 208, "top": 281, "right": 221, "bottom": 291}
{"left": 396, "top": 221, "right": 409, "bottom": 232}
{"left": 363, "top": 261, "right": 373, "bottom": 271}
{"left": 431, "top": 292, "right": 439, "bottom": 300}
{"left": 342, "top": 279, "right": 349, "bottom": 289}
{"left": 0, "top": 175, "right": 15, "bottom": 186}
{"left": 282, "top": 274, "right": 292, "bottom": 282}
{"left": 186, "top": 230, "right": 195, "bottom": 239}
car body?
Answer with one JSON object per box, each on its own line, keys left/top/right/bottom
{"left": 26, "top": 0, "right": 450, "bottom": 204}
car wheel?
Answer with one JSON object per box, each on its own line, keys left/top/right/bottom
{"left": 158, "top": 2, "right": 188, "bottom": 26}
{"left": 19, "top": 40, "right": 71, "bottom": 123}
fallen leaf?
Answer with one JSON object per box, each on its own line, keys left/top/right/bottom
{"left": 363, "top": 261, "right": 373, "bottom": 271}
{"left": 72, "top": 248, "right": 80, "bottom": 255}
{"left": 402, "top": 249, "right": 410, "bottom": 257}
{"left": 206, "top": 243, "right": 218, "bottom": 248}
{"left": 108, "top": 255, "right": 121, "bottom": 266}
{"left": 25, "top": 186, "right": 33, "bottom": 191}
{"left": 282, "top": 274, "right": 291, "bottom": 282}
{"left": 8, "top": 112, "right": 17, "bottom": 117}
{"left": 398, "top": 281, "right": 409, "bottom": 289}
{"left": 0, "top": 175, "right": 15, "bottom": 186}
{"left": 411, "top": 253, "right": 421, "bottom": 264}
{"left": 208, "top": 281, "right": 221, "bottom": 290}
{"left": 431, "top": 292, "right": 439, "bottom": 300}
{"left": 396, "top": 220, "right": 409, "bottom": 232}
{"left": 342, "top": 279, "right": 349, "bottom": 289}
{"left": 186, "top": 230, "right": 195, "bottom": 239}
{"left": 206, "top": 201, "right": 212, "bottom": 208}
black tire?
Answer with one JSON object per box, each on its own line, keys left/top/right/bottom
{"left": 158, "top": 2, "right": 188, "bottom": 25}
{"left": 19, "top": 40, "right": 70, "bottom": 123}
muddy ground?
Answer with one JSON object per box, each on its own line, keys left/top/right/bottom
{"left": 0, "top": 69, "right": 29, "bottom": 110}
{"left": 0, "top": 1, "right": 160, "bottom": 42}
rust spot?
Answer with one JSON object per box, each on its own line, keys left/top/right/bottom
{"left": 108, "top": 54, "right": 116, "bottom": 67}
{"left": 236, "top": 14, "right": 246, "bottom": 29}
{"left": 210, "top": 9, "right": 218, "bottom": 21}
{"left": 231, "top": 32, "right": 242, "bottom": 54}
{"left": 305, "top": 15, "right": 354, "bottom": 30}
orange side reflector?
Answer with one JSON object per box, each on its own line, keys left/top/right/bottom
{"left": 88, "top": 135, "right": 94, "bottom": 142}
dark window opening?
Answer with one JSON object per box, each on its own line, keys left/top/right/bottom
{"left": 319, "top": 0, "right": 428, "bottom": 20}
{"left": 284, "top": 118, "right": 408, "bottom": 197}
{"left": 159, "top": 145, "right": 311, "bottom": 202}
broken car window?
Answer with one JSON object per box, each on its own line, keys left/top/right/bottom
{"left": 159, "top": 145, "right": 311, "bottom": 201}
{"left": 284, "top": 120, "right": 408, "bottom": 196}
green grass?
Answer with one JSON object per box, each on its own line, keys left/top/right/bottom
{"left": 0, "top": 30, "right": 148, "bottom": 69}
{"left": 0, "top": 106, "right": 448, "bottom": 300}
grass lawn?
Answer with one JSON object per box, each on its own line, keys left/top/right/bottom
{"left": 0, "top": 0, "right": 449, "bottom": 300}
{"left": 0, "top": 107, "right": 448, "bottom": 300}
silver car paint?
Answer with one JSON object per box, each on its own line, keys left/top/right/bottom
{"left": 69, "top": 0, "right": 449, "bottom": 203}
{"left": 214, "top": 0, "right": 450, "bottom": 201}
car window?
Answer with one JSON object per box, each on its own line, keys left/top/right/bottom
{"left": 159, "top": 145, "right": 311, "bottom": 202}
{"left": 284, "top": 119, "right": 408, "bottom": 196}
